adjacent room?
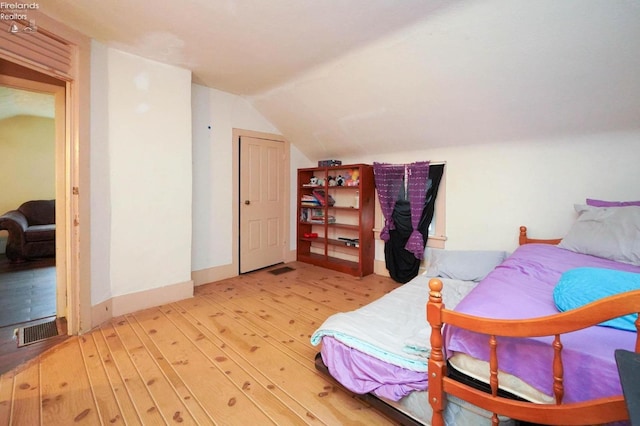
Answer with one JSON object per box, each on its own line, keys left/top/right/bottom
{"left": 0, "top": 0, "right": 638, "bottom": 424}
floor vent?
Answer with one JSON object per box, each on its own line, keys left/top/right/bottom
{"left": 269, "top": 266, "right": 295, "bottom": 275}
{"left": 17, "top": 320, "right": 59, "bottom": 347}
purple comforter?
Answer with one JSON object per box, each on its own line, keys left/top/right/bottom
{"left": 445, "top": 243, "right": 640, "bottom": 403}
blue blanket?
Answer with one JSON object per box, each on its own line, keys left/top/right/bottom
{"left": 554, "top": 267, "right": 640, "bottom": 331}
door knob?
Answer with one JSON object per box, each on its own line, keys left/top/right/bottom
{"left": 244, "top": 200, "right": 250, "bottom": 205}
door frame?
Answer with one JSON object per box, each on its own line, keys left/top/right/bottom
{"left": 0, "top": 76, "right": 67, "bottom": 317}
{"left": 232, "top": 128, "right": 291, "bottom": 275}
{"left": 0, "top": 15, "right": 91, "bottom": 334}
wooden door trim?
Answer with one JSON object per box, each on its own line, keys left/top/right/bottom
{"left": 0, "top": 75, "right": 67, "bottom": 318}
{"left": 0, "top": 14, "right": 91, "bottom": 334}
{"left": 232, "top": 129, "right": 290, "bottom": 275}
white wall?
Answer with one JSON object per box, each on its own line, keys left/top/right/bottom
{"left": 90, "top": 40, "right": 111, "bottom": 305}
{"left": 0, "top": 115, "right": 55, "bottom": 254}
{"left": 90, "top": 44, "right": 193, "bottom": 306}
{"left": 340, "top": 131, "right": 640, "bottom": 261}
{"left": 191, "top": 84, "right": 283, "bottom": 272}
{"left": 108, "top": 49, "right": 193, "bottom": 296}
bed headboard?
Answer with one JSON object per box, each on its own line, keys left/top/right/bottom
{"left": 518, "top": 226, "right": 562, "bottom": 246}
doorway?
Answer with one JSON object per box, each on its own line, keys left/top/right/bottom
{"left": 0, "top": 12, "right": 91, "bottom": 337}
{"left": 0, "top": 75, "right": 69, "bottom": 372}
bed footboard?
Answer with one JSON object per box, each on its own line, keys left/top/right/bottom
{"left": 427, "top": 277, "right": 640, "bottom": 425}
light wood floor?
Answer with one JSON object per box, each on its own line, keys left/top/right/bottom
{"left": 0, "top": 262, "right": 404, "bottom": 425}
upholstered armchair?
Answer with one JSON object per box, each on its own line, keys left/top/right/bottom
{"left": 0, "top": 200, "right": 56, "bottom": 262}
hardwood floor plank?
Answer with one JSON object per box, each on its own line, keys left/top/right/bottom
{"left": 0, "top": 369, "right": 15, "bottom": 424}
{"left": 99, "top": 323, "right": 167, "bottom": 424}
{"left": 91, "top": 329, "right": 144, "bottom": 426}
{"left": 110, "top": 317, "right": 198, "bottom": 425}
{"left": 122, "top": 313, "right": 215, "bottom": 425}
{"left": 177, "top": 294, "right": 395, "bottom": 425}
{"left": 157, "top": 302, "right": 319, "bottom": 425}
{"left": 198, "top": 296, "right": 318, "bottom": 370}
{"left": 130, "top": 305, "right": 282, "bottom": 425}
{"left": 11, "top": 362, "right": 41, "bottom": 424}
{"left": 40, "top": 339, "right": 101, "bottom": 425}
{"left": 78, "top": 333, "right": 125, "bottom": 424}
{"left": 0, "top": 263, "right": 403, "bottom": 425}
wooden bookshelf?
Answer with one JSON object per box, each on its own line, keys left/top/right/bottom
{"left": 296, "top": 164, "right": 374, "bottom": 277}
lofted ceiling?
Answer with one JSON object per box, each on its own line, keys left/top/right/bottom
{"left": 40, "top": 0, "right": 640, "bottom": 159}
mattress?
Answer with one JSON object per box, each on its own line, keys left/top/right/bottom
{"left": 315, "top": 351, "right": 515, "bottom": 426}
{"left": 311, "top": 275, "right": 478, "bottom": 400}
{"left": 445, "top": 243, "right": 640, "bottom": 403}
{"left": 377, "top": 390, "right": 516, "bottom": 426}
{"left": 312, "top": 271, "right": 555, "bottom": 404}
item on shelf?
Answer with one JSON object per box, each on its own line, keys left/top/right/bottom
{"left": 303, "top": 232, "right": 319, "bottom": 238}
{"left": 336, "top": 175, "right": 345, "bottom": 186}
{"left": 303, "top": 176, "right": 322, "bottom": 187}
{"left": 338, "top": 237, "right": 359, "bottom": 247}
{"left": 301, "top": 194, "right": 321, "bottom": 206}
{"left": 312, "top": 189, "right": 335, "bottom": 206}
{"left": 318, "top": 159, "right": 342, "bottom": 167}
{"left": 346, "top": 169, "right": 360, "bottom": 186}
{"left": 309, "top": 215, "right": 335, "bottom": 224}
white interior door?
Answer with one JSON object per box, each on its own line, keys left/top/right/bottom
{"left": 239, "top": 136, "right": 285, "bottom": 273}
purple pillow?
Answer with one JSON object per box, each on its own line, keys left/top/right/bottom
{"left": 586, "top": 198, "right": 640, "bottom": 207}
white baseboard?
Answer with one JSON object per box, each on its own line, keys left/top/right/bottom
{"left": 91, "top": 280, "right": 194, "bottom": 327}
{"left": 192, "top": 264, "right": 237, "bottom": 286}
{"left": 374, "top": 259, "right": 390, "bottom": 277}
{"left": 91, "top": 298, "right": 112, "bottom": 328}
{"left": 192, "top": 250, "right": 297, "bottom": 286}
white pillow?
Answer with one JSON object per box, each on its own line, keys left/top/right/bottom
{"left": 424, "top": 249, "right": 508, "bottom": 282}
{"left": 558, "top": 205, "right": 640, "bottom": 266}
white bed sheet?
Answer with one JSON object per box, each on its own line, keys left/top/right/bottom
{"left": 311, "top": 274, "right": 477, "bottom": 371}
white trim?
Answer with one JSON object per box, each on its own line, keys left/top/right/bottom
{"left": 192, "top": 264, "right": 238, "bottom": 286}
{"left": 110, "top": 280, "right": 194, "bottom": 318}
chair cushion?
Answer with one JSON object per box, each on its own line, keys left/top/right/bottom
{"left": 25, "top": 225, "right": 56, "bottom": 242}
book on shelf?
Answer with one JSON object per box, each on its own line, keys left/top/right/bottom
{"left": 309, "top": 215, "right": 335, "bottom": 224}
{"left": 312, "top": 189, "right": 335, "bottom": 206}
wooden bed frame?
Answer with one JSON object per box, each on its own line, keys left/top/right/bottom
{"left": 427, "top": 226, "right": 640, "bottom": 425}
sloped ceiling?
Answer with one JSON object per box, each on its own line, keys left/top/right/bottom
{"left": 41, "top": 0, "right": 640, "bottom": 159}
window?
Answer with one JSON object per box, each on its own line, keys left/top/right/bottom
{"left": 373, "top": 162, "right": 446, "bottom": 249}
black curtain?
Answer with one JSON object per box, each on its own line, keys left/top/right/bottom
{"left": 384, "top": 164, "right": 444, "bottom": 283}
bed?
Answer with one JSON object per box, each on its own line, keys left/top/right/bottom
{"left": 312, "top": 202, "right": 640, "bottom": 425}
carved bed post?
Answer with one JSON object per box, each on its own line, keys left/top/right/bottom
{"left": 552, "top": 335, "right": 565, "bottom": 404}
{"left": 519, "top": 226, "right": 528, "bottom": 245}
{"left": 428, "top": 278, "right": 446, "bottom": 426}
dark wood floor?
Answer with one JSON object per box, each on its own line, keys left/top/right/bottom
{"left": 0, "top": 255, "right": 68, "bottom": 374}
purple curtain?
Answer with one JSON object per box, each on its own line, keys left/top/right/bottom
{"left": 405, "top": 161, "right": 430, "bottom": 258}
{"left": 373, "top": 162, "right": 405, "bottom": 241}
